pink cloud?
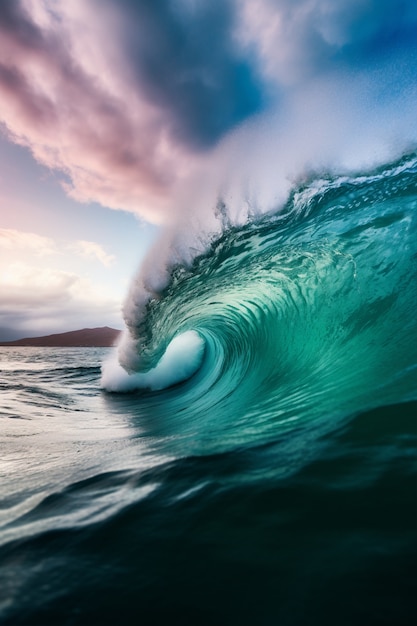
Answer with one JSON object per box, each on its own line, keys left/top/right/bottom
{"left": 1, "top": 0, "right": 416, "bottom": 233}
{"left": 72, "top": 240, "right": 115, "bottom": 267}
{"left": 0, "top": 1, "right": 191, "bottom": 223}
{"left": 0, "top": 228, "right": 57, "bottom": 255}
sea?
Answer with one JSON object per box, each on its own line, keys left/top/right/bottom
{"left": 1, "top": 153, "right": 416, "bottom": 625}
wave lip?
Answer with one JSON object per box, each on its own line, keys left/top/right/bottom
{"left": 101, "top": 152, "right": 417, "bottom": 456}
{"left": 101, "top": 331, "right": 205, "bottom": 392}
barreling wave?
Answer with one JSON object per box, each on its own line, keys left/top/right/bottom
{"left": 101, "top": 152, "right": 417, "bottom": 452}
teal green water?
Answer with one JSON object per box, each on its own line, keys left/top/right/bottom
{"left": 121, "top": 152, "right": 417, "bottom": 456}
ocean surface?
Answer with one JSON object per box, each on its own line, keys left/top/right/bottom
{"left": 1, "top": 154, "right": 417, "bottom": 625}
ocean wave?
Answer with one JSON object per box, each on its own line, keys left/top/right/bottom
{"left": 101, "top": 153, "right": 417, "bottom": 452}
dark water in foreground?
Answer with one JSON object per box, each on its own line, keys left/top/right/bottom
{"left": 0, "top": 347, "right": 415, "bottom": 625}
{"left": 1, "top": 154, "right": 417, "bottom": 625}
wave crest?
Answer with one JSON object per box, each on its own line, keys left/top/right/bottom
{"left": 101, "top": 153, "right": 417, "bottom": 452}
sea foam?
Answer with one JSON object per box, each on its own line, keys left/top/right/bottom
{"left": 101, "top": 330, "right": 205, "bottom": 392}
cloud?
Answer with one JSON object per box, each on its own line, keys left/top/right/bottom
{"left": 0, "top": 228, "right": 121, "bottom": 337}
{"left": 0, "top": 0, "right": 416, "bottom": 230}
{"left": 0, "top": 0, "right": 177, "bottom": 221}
{"left": 0, "top": 228, "right": 57, "bottom": 256}
{"left": 1, "top": 263, "right": 76, "bottom": 303}
{"left": 0, "top": 228, "right": 115, "bottom": 265}
{"left": 72, "top": 240, "right": 115, "bottom": 267}
{"left": 0, "top": 261, "right": 121, "bottom": 336}
{"left": 108, "top": 0, "right": 262, "bottom": 148}
{"left": 0, "top": 0, "right": 262, "bottom": 222}
{"left": 238, "top": 0, "right": 417, "bottom": 84}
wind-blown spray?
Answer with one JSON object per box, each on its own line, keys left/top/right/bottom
{"left": 99, "top": 0, "right": 417, "bottom": 380}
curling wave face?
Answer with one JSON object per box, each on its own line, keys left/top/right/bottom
{"left": 102, "top": 153, "right": 417, "bottom": 455}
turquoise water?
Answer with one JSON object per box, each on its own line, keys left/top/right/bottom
{"left": 106, "top": 152, "right": 417, "bottom": 455}
{"left": 0, "top": 153, "right": 416, "bottom": 625}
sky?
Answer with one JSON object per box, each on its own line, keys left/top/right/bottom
{"left": 0, "top": 0, "right": 416, "bottom": 340}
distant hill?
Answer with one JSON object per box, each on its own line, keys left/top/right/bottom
{"left": 0, "top": 327, "right": 122, "bottom": 347}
